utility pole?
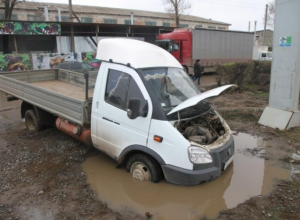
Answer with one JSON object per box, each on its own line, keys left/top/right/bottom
{"left": 263, "top": 4, "right": 268, "bottom": 45}
{"left": 254, "top": 20, "right": 257, "bottom": 40}
{"left": 69, "top": 0, "right": 75, "bottom": 52}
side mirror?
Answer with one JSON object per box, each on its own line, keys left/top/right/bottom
{"left": 127, "top": 98, "right": 141, "bottom": 119}
{"left": 127, "top": 99, "right": 148, "bottom": 119}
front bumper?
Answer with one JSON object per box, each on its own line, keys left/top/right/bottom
{"left": 161, "top": 135, "right": 235, "bottom": 186}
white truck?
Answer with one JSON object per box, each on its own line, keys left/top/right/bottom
{"left": 0, "top": 39, "right": 235, "bottom": 186}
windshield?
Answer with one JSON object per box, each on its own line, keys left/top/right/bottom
{"left": 141, "top": 67, "right": 200, "bottom": 113}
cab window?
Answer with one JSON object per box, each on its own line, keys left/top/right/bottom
{"left": 105, "top": 69, "right": 146, "bottom": 111}
{"left": 172, "top": 43, "right": 179, "bottom": 52}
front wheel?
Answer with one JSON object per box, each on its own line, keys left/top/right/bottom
{"left": 126, "top": 154, "right": 163, "bottom": 183}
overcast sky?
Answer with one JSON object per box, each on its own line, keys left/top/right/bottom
{"left": 28, "top": 0, "right": 273, "bottom": 31}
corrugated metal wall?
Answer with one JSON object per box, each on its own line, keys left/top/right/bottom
{"left": 192, "top": 29, "right": 254, "bottom": 60}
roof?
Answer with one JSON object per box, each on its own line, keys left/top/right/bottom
{"left": 96, "top": 38, "right": 182, "bottom": 69}
{"left": 5, "top": 1, "right": 230, "bottom": 26}
{"left": 256, "top": 29, "right": 274, "bottom": 32}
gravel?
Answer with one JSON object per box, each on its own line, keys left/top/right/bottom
{"left": 0, "top": 107, "right": 144, "bottom": 220}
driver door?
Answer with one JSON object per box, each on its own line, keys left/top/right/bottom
{"left": 94, "top": 63, "right": 153, "bottom": 157}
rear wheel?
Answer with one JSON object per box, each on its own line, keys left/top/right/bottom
{"left": 126, "top": 154, "right": 163, "bottom": 183}
{"left": 25, "top": 109, "right": 43, "bottom": 131}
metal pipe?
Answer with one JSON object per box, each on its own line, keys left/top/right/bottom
{"left": 85, "top": 73, "right": 89, "bottom": 101}
{"left": 58, "top": 8, "right": 62, "bottom": 22}
{"left": 96, "top": 25, "right": 99, "bottom": 43}
{"left": 44, "top": 6, "right": 49, "bottom": 21}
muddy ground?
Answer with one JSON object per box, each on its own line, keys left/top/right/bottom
{"left": 1, "top": 78, "right": 300, "bottom": 220}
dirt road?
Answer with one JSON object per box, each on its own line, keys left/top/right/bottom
{"left": 1, "top": 86, "right": 300, "bottom": 220}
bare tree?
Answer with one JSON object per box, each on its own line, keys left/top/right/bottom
{"left": 162, "top": 0, "right": 192, "bottom": 27}
{"left": 1, "top": 0, "right": 24, "bottom": 54}
{"left": 2, "top": 0, "right": 24, "bottom": 20}
{"left": 267, "top": 1, "right": 275, "bottom": 28}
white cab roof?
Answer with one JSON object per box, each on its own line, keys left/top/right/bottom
{"left": 96, "top": 38, "right": 182, "bottom": 69}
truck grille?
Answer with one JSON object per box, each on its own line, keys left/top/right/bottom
{"left": 219, "top": 143, "right": 234, "bottom": 163}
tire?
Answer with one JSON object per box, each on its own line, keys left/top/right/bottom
{"left": 126, "top": 154, "right": 163, "bottom": 183}
{"left": 25, "top": 109, "right": 43, "bottom": 131}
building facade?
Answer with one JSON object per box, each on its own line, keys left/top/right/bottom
{"left": 0, "top": 2, "right": 230, "bottom": 30}
{"left": 255, "top": 29, "right": 273, "bottom": 50}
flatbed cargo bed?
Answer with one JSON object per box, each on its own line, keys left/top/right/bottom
{"left": 0, "top": 69, "right": 95, "bottom": 125}
{"left": 31, "top": 80, "right": 94, "bottom": 100}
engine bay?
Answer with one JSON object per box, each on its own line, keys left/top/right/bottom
{"left": 175, "top": 109, "right": 226, "bottom": 145}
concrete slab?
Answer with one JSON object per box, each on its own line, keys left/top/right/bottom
{"left": 259, "top": 106, "right": 300, "bottom": 130}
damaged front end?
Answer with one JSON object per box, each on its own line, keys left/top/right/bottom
{"left": 170, "top": 99, "right": 234, "bottom": 174}
{"left": 167, "top": 84, "right": 236, "bottom": 152}
{"left": 171, "top": 98, "right": 231, "bottom": 150}
{"left": 162, "top": 85, "right": 236, "bottom": 185}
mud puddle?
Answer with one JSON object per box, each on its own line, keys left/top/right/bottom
{"left": 84, "top": 132, "right": 291, "bottom": 219}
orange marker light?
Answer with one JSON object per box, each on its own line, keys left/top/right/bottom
{"left": 154, "top": 135, "right": 163, "bottom": 143}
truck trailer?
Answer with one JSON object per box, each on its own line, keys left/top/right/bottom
{"left": 0, "top": 39, "right": 235, "bottom": 186}
{"left": 155, "top": 28, "right": 254, "bottom": 75}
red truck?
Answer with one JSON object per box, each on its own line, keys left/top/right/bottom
{"left": 155, "top": 28, "right": 254, "bottom": 75}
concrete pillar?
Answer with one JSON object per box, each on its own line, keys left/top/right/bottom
{"left": 259, "top": 0, "right": 300, "bottom": 130}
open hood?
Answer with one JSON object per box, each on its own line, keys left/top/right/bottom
{"left": 167, "top": 84, "right": 237, "bottom": 115}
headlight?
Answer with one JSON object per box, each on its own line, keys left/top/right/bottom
{"left": 188, "top": 146, "right": 213, "bottom": 164}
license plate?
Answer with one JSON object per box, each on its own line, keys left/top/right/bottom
{"left": 224, "top": 155, "right": 234, "bottom": 170}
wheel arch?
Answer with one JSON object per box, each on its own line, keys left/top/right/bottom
{"left": 117, "top": 145, "right": 166, "bottom": 166}
{"left": 21, "top": 101, "right": 56, "bottom": 126}
{"left": 21, "top": 101, "right": 34, "bottom": 119}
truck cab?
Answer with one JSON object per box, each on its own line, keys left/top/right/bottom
{"left": 155, "top": 29, "right": 193, "bottom": 74}
{"left": 91, "top": 39, "right": 235, "bottom": 185}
